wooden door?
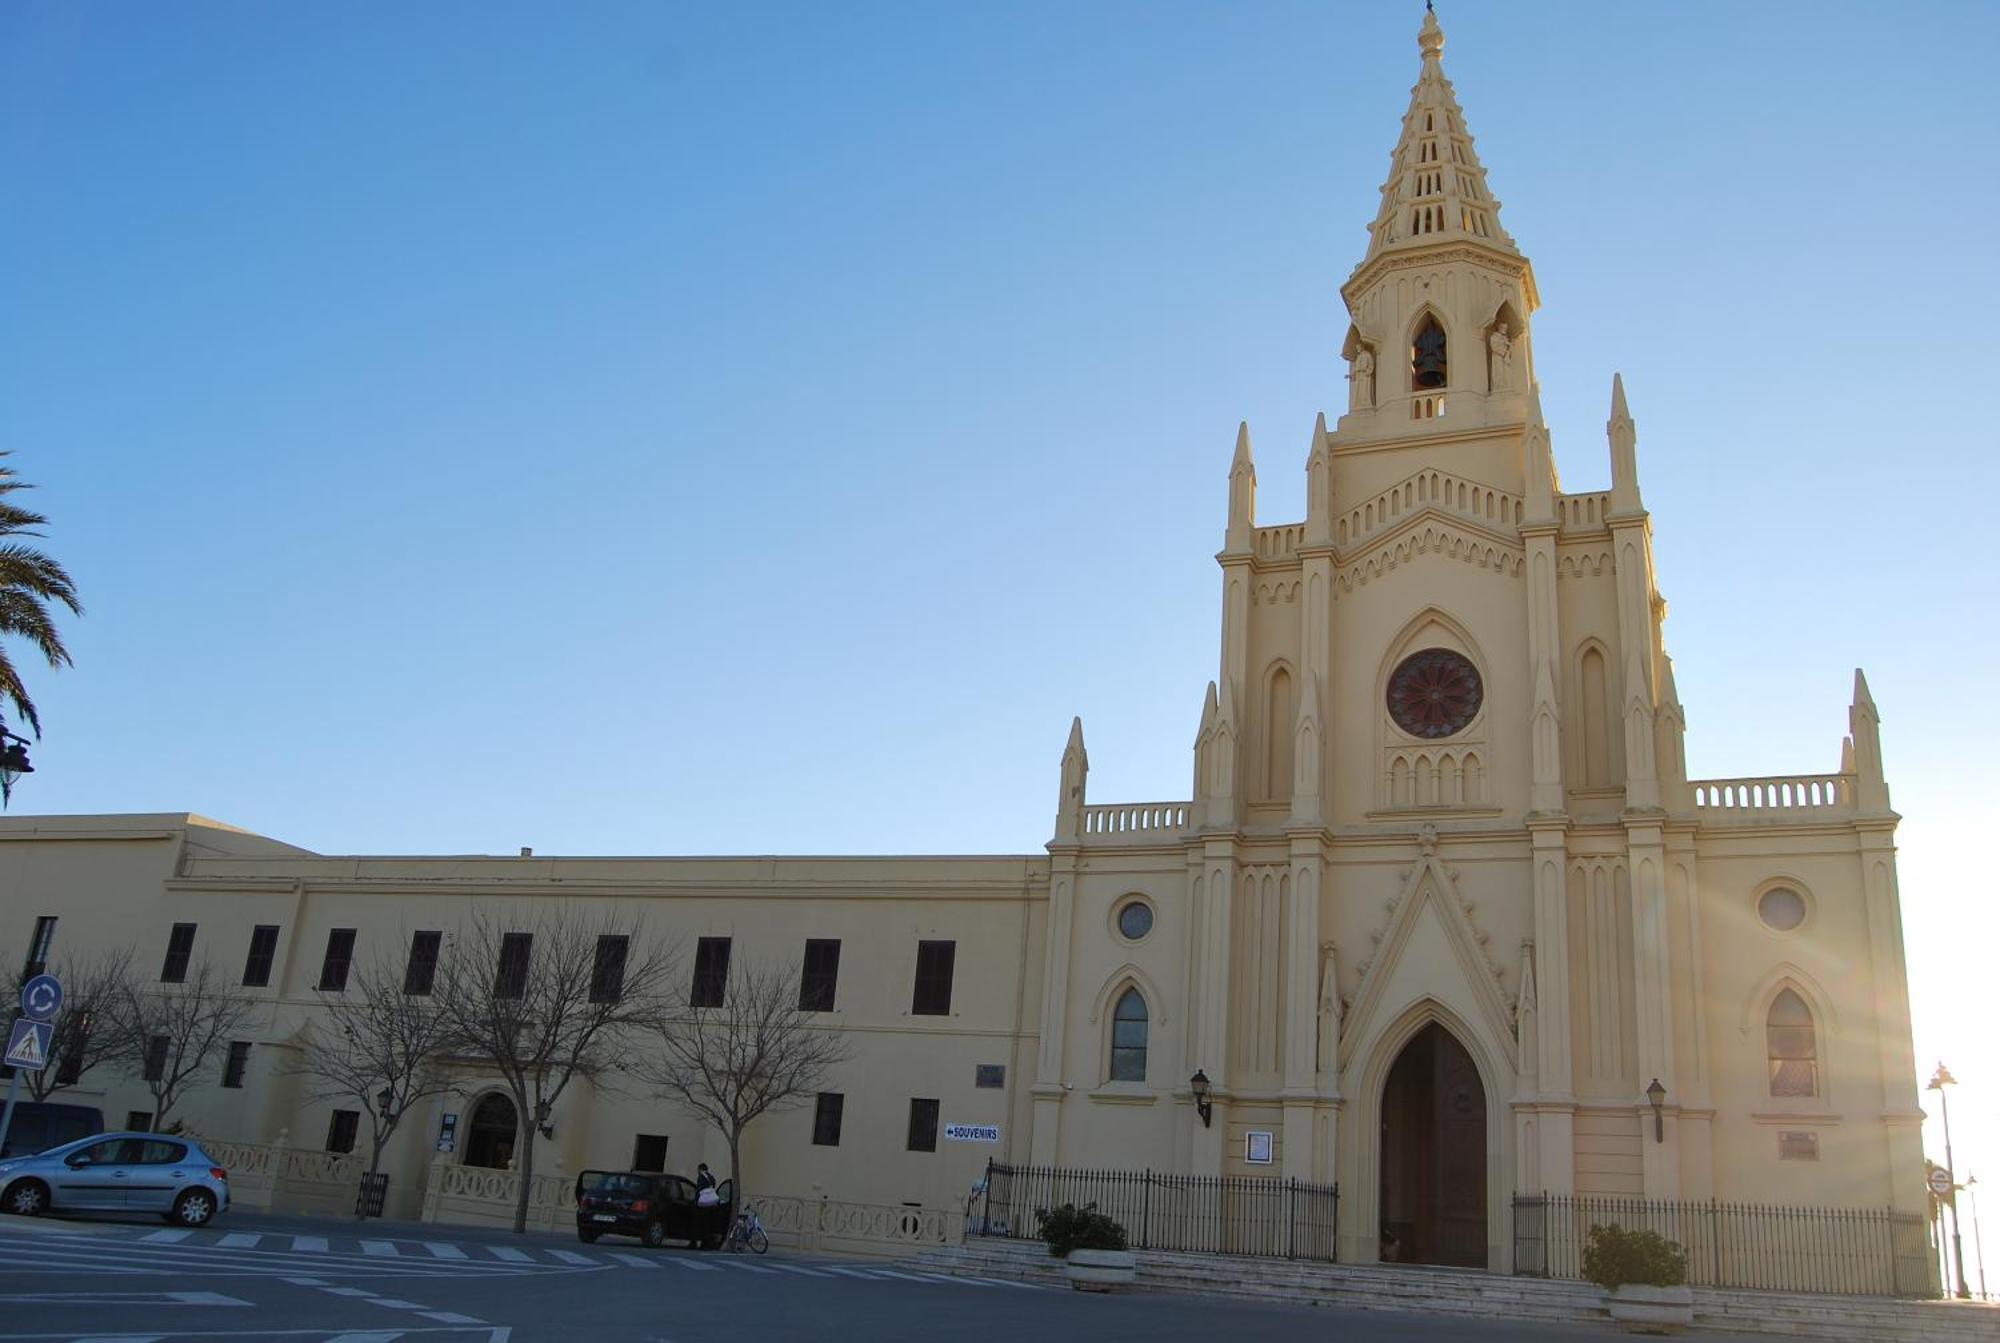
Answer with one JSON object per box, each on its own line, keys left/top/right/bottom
{"left": 1379, "top": 1022, "right": 1487, "bottom": 1267}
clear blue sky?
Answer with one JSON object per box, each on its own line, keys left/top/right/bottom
{"left": 6, "top": 3, "right": 2000, "bottom": 1192}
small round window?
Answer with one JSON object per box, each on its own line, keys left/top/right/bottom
{"left": 1116, "top": 900, "right": 1154, "bottom": 941}
{"left": 1758, "top": 887, "right": 1807, "bottom": 932}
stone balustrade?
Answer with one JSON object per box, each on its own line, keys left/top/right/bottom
{"left": 1691, "top": 774, "right": 1855, "bottom": 818}
{"left": 1081, "top": 802, "right": 1190, "bottom": 841}
{"left": 421, "top": 1158, "right": 575, "bottom": 1231}
{"left": 756, "top": 1193, "right": 963, "bottom": 1258}
{"left": 196, "top": 1131, "right": 359, "bottom": 1215}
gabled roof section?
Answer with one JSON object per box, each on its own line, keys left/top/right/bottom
{"left": 1359, "top": 8, "right": 1519, "bottom": 268}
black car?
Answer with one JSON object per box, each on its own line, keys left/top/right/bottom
{"left": 574, "top": 1169, "right": 734, "bottom": 1248}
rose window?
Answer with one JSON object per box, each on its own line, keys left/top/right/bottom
{"left": 1386, "top": 648, "right": 1483, "bottom": 739}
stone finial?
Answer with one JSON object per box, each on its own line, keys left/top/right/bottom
{"left": 1054, "top": 716, "right": 1088, "bottom": 842}
{"left": 1305, "top": 412, "right": 1333, "bottom": 543}
{"left": 1609, "top": 372, "right": 1641, "bottom": 510}
{"left": 1418, "top": 6, "right": 1444, "bottom": 60}
{"left": 1226, "top": 420, "right": 1257, "bottom": 549}
{"left": 1523, "top": 382, "right": 1557, "bottom": 522}
{"left": 1849, "top": 669, "right": 1890, "bottom": 810}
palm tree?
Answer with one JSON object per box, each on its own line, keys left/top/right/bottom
{"left": 0, "top": 451, "right": 82, "bottom": 746}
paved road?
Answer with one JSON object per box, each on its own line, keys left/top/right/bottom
{"left": 0, "top": 1211, "right": 1792, "bottom": 1342}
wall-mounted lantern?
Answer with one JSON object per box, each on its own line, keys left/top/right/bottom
{"left": 1190, "top": 1069, "right": 1213, "bottom": 1128}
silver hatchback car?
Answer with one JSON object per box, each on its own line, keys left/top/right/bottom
{"left": 0, "top": 1131, "right": 230, "bottom": 1226}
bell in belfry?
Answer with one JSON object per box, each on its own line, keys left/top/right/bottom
{"left": 1413, "top": 318, "right": 1448, "bottom": 389}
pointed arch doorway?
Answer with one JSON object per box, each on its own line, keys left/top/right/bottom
{"left": 1378, "top": 1022, "right": 1487, "bottom": 1267}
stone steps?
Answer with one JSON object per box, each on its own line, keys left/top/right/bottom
{"left": 909, "top": 1238, "right": 2000, "bottom": 1342}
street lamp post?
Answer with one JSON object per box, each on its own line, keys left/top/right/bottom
{"left": 1929, "top": 1062, "right": 1972, "bottom": 1299}
{"left": 1969, "top": 1174, "right": 1990, "bottom": 1301}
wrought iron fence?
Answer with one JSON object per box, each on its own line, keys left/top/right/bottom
{"left": 1513, "top": 1193, "right": 1936, "bottom": 1298}
{"left": 974, "top": 1161, "right": 1337, "bottom": 1262}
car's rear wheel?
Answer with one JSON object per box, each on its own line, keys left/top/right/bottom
{"left": 2, "top": 1179, "right": 48, "bottom": 1217}
{"left": 641, "top": 1219, "right": 667, "bottom": 1248}
{"left": 169, "top": 1189, "right": 216, "bottom": 1227}
{"left": 578, "top": 1228, "right": 601, "bottom": 1243}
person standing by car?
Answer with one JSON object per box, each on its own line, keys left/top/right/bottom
{"left": 695, "top": 1164, "right": 716, "bottom": 1197}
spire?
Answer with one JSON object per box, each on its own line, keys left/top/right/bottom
{"left": 1362, "top": 5, "right": 1519, "bottom": 265}
{"left": 1226, "top": 420, "right": 1257, "bottom": 550}
{"left": 1523, "top": 382, "right": 1558, "bottom": 522}
{"left": 1054, "top": 716, "right": 1088, "bottom": 842}
{"left": 1192, "top": 680, "right": 1220, "bottom": 804}
{"left": 1608, "top": 372, "right": 1641, "bottom": 510}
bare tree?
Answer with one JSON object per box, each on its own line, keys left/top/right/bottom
{"left": 110, "top": 957, "right": 258, "bottom": 1132}
{"left": 14, "top": 946, "right": 140, "bottom": 1103}
{"left": 637, "top": 958, "right": 851, "bottom": 1208}
{"left": 432, "top": 907, "right": 676, "bottom": 1234}
{"left": 289, "top": 949, "right": 457, "bottom": 1216}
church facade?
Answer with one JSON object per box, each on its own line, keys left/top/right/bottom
{"left": 0, "top": 13, "right": 1924, "bottom": 1270}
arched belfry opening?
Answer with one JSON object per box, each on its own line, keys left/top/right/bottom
{"left": 1411, "top": 313, "right": 1448, "bottom": 390}
{"left": 1378, "top": 1022, "right": 1487, "bottom": 1267}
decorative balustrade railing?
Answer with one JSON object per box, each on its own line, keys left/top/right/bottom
{"left": 1080, "top": 802, "right": 1190, "bottom": 839}
{"left": 1253, "top": 523, "right": 1305, "bottom": 560}
{"left": 755, "top": 1194, "right": 962, "bottom": 1257}
{"left": 421, "top": 1160, "right": 575, "bottom": 1231}
{"left": 194, "top": 1135, "right": 359, "bottom": 1215}
{"left": 1560, "top": 490, "right": 1611, "bottom": 532}
{"left": 1691, "top": 774, "right": 1854, "bottom": 816}
{"left": 1512, "top": 1194, "right": 1936, "bottom": 1298}
{"left": 974, "top": 1161, "right": 1337, "bottom": 1263}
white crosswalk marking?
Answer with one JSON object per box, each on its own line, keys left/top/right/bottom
{"left": 325, "top": 1333, "right": 406, "bottom": 1343}
{"left": 486, "top": 1245, "right": 535, "bottom": 1262}
{"left": 664, "top": 1255, "right": 721, "bottom": 1271}
{"left": 422, "top": 1240, "right": 468, "bottom": 1259}
{"left": 71, "top": 1336, "right": 167, "bottom": 1343}
{"left": 213, "top": 1232, "right": 262, "bottom": 1249}
{"left": 608, "top": 1251, "right": 660, "bottom": 1268}
{"left": 544, "top": 1248, "right": 597, "bottom": 1265}
{"left": 293, "top": 1235, "right": 330, "bottom": 1252}
{"left": 871, "top": 1269, "right": 943, "bottom": 1282}
{"left": 360, "top": 1239, "right": 399, "bottom": 1256}
{"left": 723, "top": 1260, "right": 779, "bottom": 1274}
{"left": 139, "top": 1229, "right": 193, "bottom": 1244}
{"left": 819, "top": 1265, "right": 882, "bottom": 1279}
{"left": 770, "top": 1262, "right": 833, "bottom": 1277}
{"left": 421, "top": 1311, "right": 486, "bottom": 1324}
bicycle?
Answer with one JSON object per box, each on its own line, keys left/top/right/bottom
{"left": 726, "top": 1202, "right": 769, "bottom": 1254}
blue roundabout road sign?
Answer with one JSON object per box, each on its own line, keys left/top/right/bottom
{"left": 20, "top": 973, "right": 62, "bottom": 1022}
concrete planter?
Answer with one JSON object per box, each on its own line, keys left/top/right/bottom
{"left": 1064, "top": 1248, "right": 1137, "bottom": 1292}
{"left": 1605, "top": 1283, "right": 1694, "bottom": 1333}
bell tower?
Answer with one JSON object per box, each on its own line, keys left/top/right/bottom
{"left": 1337, "top": 7, "right": 1538, "bottom": 439}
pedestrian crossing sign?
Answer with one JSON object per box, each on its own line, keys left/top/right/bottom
{"left": 4, "top": 1018, "right": 51, "bottom": 1071}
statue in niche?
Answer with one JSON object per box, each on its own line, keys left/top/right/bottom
{"left": 1348, "top": 346, "right": 1376, "bottom": 410}
{"left": 1487, "top": 322, "right": 1516, "bottom": 391}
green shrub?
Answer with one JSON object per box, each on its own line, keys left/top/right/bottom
{"left": 1581, "top": 1222, "right": 1688, "bottom": 1290}
{"left": 1035, "top": 1202, "right": 1129, "bottom": 1258}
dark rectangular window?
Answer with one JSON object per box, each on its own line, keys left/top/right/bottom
{"left": 127, "top": 1111, "right": 154, "bottom": 1133}
{"left": 691, "top": 937, "right": 731, "bottom": 1008}
{"left": 241, "top": 925, "right": 280, "bottom": 987}
{"left": 221, "top": 1040, "right": 251, "bottom": 1089}
{"left": 799, "top": 939, "right": 840, "bottom": 1012}
{"left": 317, "top": 928, "right": 357, "bottom": 991}
{"left": 495, "top": 933, "right": 533, "bottom": 999}
{"left": 142, "top": 1035, "right": 168, "bottom": 1082}
{"left": 906, "top": 1098, "right": 940, "bottom": 1153}
{"left": 911, "top": 940, "right": 955, "bottom": 1016}
{"left": 404, "top": 930, "right": 442, "bottom": 996}
{"left": 23, "top": 916, "right": 56, "bottom": 979}
{"left": 812, "top": 1092, "right": 844, "bottom": 1146}
{"left": 632, "top": 1134, "right": 669, "bottom": 1172}
{"left": 159, "top": 923, "right": 197, "bottom": 983}
{"left": 326, "top": 1109, "right": 359, "bottom": 1154}
{"left": 975, "top": 1064, "right": 1006, "bottom": 1089}
{"left": 590, "top": 935, "right": 630, "bottom": 1004}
